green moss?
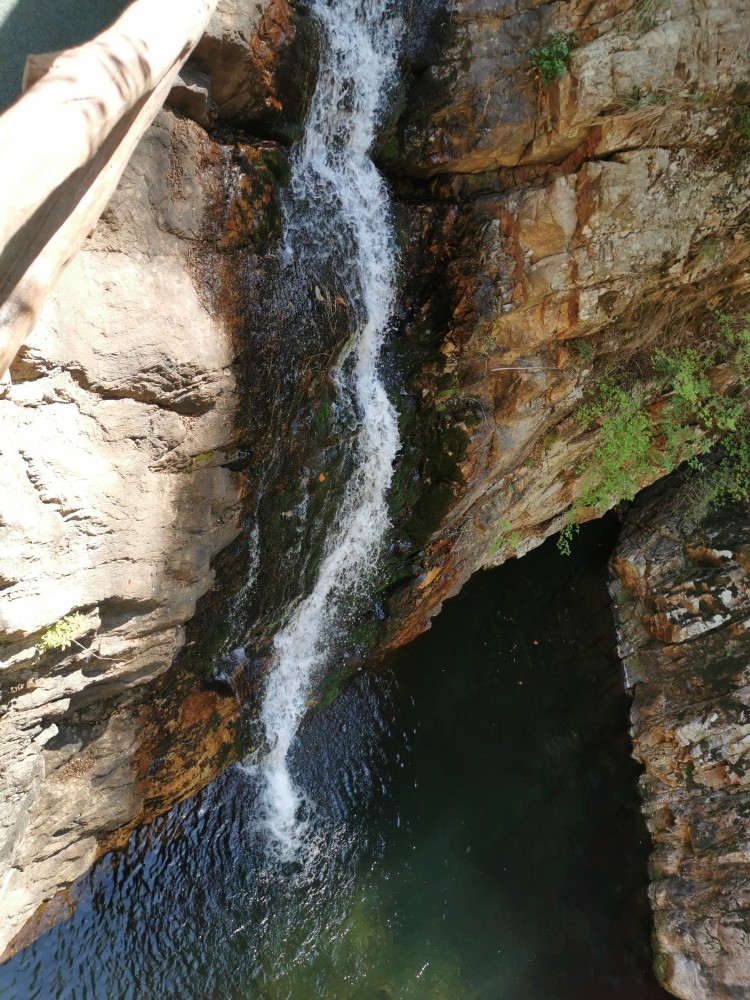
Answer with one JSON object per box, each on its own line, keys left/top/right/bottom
{"left": 572, "top": 339, "right": 594, "bottom": 364}
{"left": 489, "top": 519, "right": 522, "bottom": 555}
{"left": 315, "top": 664, "right": 353, "bottom": 713}
{"left": 652, "top": 943, "right": 669, "bottom": 985}
{"left": 409, "top": 482, "right": 455, "bottom": 548}
{"left": 373, "top": 550, "right": 418, "bottom": 596}
{"left": 699, "top": 237, "right": 719, "bottom": 261}
{"left": 376, "top": 135, "right": 400, "bottom": 168}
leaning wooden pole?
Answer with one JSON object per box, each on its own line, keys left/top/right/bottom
{"left": 0, "top": 0, "right": 219, "bottom": 378}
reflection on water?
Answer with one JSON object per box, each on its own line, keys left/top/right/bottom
{"left": 0, "top": 521, "right": 670, "bottom": 1000}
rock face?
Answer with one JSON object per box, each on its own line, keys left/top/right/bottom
{"left": 0, "top": 0, "right": 320, "bottom": 954}
{"left": 191, "top": 0, "right": 319, "bottom": 139}
{"left": 0, "top": 108, "right": 247, "bottom": 956}
{"left": 611, "top": 484, "right": 750, "bottom": 999}
{"left": 380, "top": 0, "right": 750, "bottom": 647}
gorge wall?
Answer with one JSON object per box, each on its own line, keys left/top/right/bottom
{"left": 612, "top": 484, "right": 750, "bottom": 1000}
{"left": 0, "top": 109, "right": 246, "bottom": 953}
{"left": 379, "top": 0, "right": 750, "bottom": 646}
{"left": 0, "top": 0, "right": 749, "bottom": 992}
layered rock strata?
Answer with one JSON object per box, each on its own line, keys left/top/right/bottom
{"left": 611, "top": 484, "right": 750, "bottom": 999}
{"left": 0, "top": 0, "right": 318, "bottom": 954}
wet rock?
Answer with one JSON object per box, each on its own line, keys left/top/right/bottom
{"left": 191, "top": 0, "right": 319, "bottom": 141}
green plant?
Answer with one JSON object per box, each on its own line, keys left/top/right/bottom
{"left": 490, "top": 519, "right": 522, "bottom": 555}
{"left": 558, "top": 314, "right": 750, "bottom": 554}
{"left": 434, "top": 386, "right": 461, "bottom": 411}
{"left": 708, "top": 427, "right": 750, "bottom": 505}
{"left": 37, "top": 613, "right": 87, "bottom": 652}
{"left": 575, "top": 381, "right": 655, "bottom": 514}
{"left": 478, "top": 333, "right": 496, "bottom": 359}
{"left": 633, "top": 0, "right": 667, "bottom": 34}
{"left": 530, "top": 32, "right": 575, "bottom": 87}
{"left": 572, "top": 338, "right": 594, "bottom": 364}
{"left": 557, "top": 512, "right": 579, "bottom": 557}
{"left": 655, "top": 346, "right": 742, "bottom": 431}
{"left": 716, "top": 310, "right": 750, "bottom": 373}
{"left": 618, "top": 86, "right": 670, "bottom": 110}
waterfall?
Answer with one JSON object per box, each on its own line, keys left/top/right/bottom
{"left": 255, "top": 0, "right": 402, "bottom": 852}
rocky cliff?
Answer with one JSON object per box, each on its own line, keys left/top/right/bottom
{"left": 1, "top": 0, "right": 749, "bottom": 985}
{"left": 611, "top": 482, "right": 750, "bottom": 1000}
{"left": 380, "top": 0, "right": 750, "bottom": 647}
{"left": 0, "top": 107, "right": 246, "bottom": 954}
{"left": 0, "top": 0, "right": 310, "bottom": 953}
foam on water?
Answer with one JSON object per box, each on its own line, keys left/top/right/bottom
{"left": 255, "top": 0, "right": 403, "bottom": 854}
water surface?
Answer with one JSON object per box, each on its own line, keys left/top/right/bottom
{"left": 0, "top": 521, "right": 669, "bottom": 1000}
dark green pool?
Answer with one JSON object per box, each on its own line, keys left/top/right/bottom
{"left": 0, "top": 520, "right": 670, "bottom": 999}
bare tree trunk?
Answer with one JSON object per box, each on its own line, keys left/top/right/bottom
{"left": 0, "top": 0, "right": 219, "bottom": 377}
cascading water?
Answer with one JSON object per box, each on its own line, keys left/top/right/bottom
{"left": 255, "top": 0, "right": 403, "bottom": 851}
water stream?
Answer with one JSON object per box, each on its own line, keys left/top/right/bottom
{"left": 253, "top": 0, "right": 403, "bottom": 851}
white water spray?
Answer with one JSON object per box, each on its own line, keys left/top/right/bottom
{"left": 256, "top": 0, "right": 402, "bottom": 851}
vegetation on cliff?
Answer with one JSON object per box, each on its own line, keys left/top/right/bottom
{"left": 559, "top": 311, "right": 750, "bottom": 554}
{"left": 529, "top": 32, "right": 576, "bottom": 88}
